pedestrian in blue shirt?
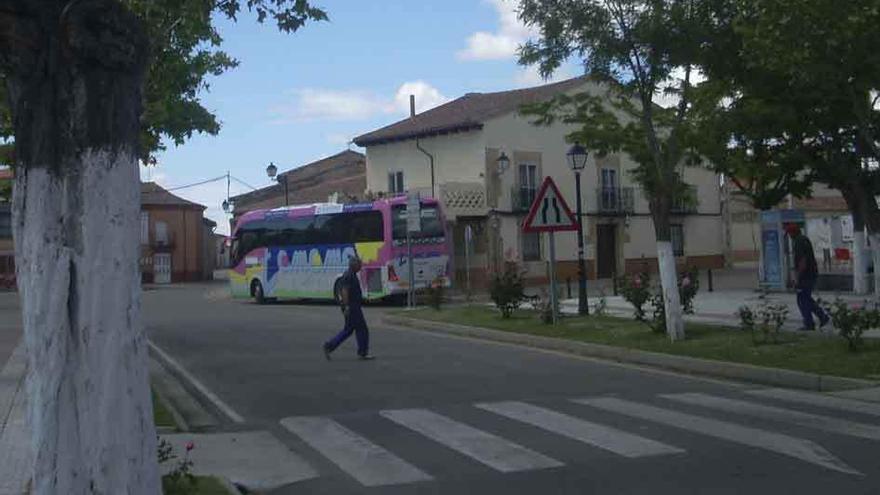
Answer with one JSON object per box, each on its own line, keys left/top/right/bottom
{"left": 323, "top": 256, "right": 375, "bottom": 360}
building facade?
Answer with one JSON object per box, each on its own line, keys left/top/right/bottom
{"left": 355, "top": 77, "right": 725, "bottom": 287}
{"left": 140, "top": 182, "right": 216, "bottom": 283}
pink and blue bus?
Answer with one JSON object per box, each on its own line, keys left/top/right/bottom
{"left": 229, "top": 197, "right": 451, "bottom": 303}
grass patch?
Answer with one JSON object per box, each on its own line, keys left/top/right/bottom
{"left": 400, "top": 306, "right": 880, "bottom": 380}
{"left": 152, "top": 388, "right": 178, "bottom": 430}
{"left": 162, "top": 475, "right": 232, "bottom": 495}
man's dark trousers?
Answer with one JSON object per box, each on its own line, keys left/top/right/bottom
{"left": 796, "top": 275, "right": 827, "bottom": 329}
{"left": 325, "top": 307, "right": 369, "bottom": 356}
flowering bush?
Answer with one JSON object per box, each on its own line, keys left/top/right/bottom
{"left": 618, "top": 272, "right": 651, "bottom": 321}
{"left": 737, "top": 297, "right": 788, "bottom": 345}
{"left": 822, "top": 299, "right": 880, "bottom": 352}
{"left": 678, "top": 269, "right": 699, "bottom": 314}
{"left": 158, "top": 438, "right": 197, "bottom": 495}
{"left": 647, "top": 269, "right": 701, "bottom": 334}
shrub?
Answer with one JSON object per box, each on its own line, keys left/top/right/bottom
{"left": 489, "top": 261, "right": 527, "bottom": 318}
{"left": 678, "top": 268, "right": 699, "bottom": 315}
{"left": 426, "top": 276, "right": 445, "bottom": 310}
{"left": 594, "top": 289, "right": 608, "bottom": 316}
{"left": 158, "top": 438, "right": 197, "bottom": 495}
{"left": 618, "top": 272, "right": 651, "bottom": 321}
{"left": 529, "top": 289, "right": 555, "bottom": 324}
{"left": 738, "top": 298, "right": 788, "bottom": 345}
{"left": 822, "top": 299, "right": 880, "bottom": 352}
{"left": 649, "top": 292, "right": 667, "bottom": 334}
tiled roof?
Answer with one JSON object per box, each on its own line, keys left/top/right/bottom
{"left": 141, "top": 182, "right": 205, "bottom": 209}
{"left": 353, "top": 76, "right": 589, "bottom": 146}
{"left": 230, "top": 149, "right": 365, "bottom": 209}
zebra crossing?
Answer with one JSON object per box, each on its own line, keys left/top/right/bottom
{"left": 278, "top": 388, "right": 880, "bottom": 488}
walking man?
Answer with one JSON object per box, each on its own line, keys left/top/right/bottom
{"left": 785, "top": 223, "right": 829, "bottom": 331}
{"left": 324, "top": 256, "right": 375, "bottom": 360}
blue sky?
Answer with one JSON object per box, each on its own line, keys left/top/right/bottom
{"left": 142, "top": 0, "right": 578, "bottom": 234}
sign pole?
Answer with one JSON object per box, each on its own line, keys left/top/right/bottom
{"left": 464, "top": 225, "right": 473, "bottom": 302}
{"left": 407, "top": 229, "right": 414, "bottom": 309}
{"left": 548, "top": 231, "right": 559, "bottom": 324}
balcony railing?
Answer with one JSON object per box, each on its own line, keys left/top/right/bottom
{"left": 596, "top": 187, "right": 634, "bottom": 215}
{"left": 511, "top": 187, "right": 537, "bottom": 212}
{"left": 672, "top": 185, "right": 698, "bottom": 214}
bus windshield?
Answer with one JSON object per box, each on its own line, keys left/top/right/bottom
{"left": 392, "top": 205, "right": 444, "bottom": 240}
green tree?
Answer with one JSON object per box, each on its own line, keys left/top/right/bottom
{"left": 696, "top": 0, "right": 880, "bottom": 295}
{"left": 518, "top": 0, "right": 714, "bottom": 341}
{"left": 0, "top": 1, "right": 325, "bottom": 493}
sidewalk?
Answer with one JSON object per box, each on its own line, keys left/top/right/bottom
{"left": 560, "top": 287, "right": 880, "bottom": 338}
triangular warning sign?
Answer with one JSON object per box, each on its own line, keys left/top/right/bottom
{"left": 522, "top": 176, "right": 579, "bottom": 233}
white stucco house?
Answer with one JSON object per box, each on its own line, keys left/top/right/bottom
{"left": 353, "top": 76, "right": 725, "bottom": 287}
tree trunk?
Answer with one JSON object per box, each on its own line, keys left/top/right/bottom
{"left": 4, "top": 2, "right": 159, "bottom": 493}
{"left": 853, "top": 228, "right": 869, "bottom": 295}
{"left": 652, "top": 202, "right": 685, "bottom": 341}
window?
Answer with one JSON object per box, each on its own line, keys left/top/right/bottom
{"left": 600, "top": 168, "right": 618, "bottom": 210}
{"left": 0, "top": 205, "right": 11, "bottom": 239}
{"left": 392, "top": 205, "right": 444, "bottom": 240}
{"left": 388, "top": 171, "right": 405, "bottom": 194}
{"left": 522, "top": 231, "right": 541, "bottom": 261}
{"left": 155, "top": 221, "right": 168, "bottom": 245}
{"left": 670, "top": 224, "right": 684, "bottom": 256}
{"left": 140, "top": 212, "right": 149, "bottom": 244}
{"left": 518, "top": 164, "right": 537, "bottom": 208}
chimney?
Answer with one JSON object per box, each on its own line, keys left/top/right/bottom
{"left": 409, "top": 94, "right": 416, "bottom": 118}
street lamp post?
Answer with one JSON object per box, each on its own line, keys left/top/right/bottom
{"left": 567, "top": 143, "right": 589, "bottom": 316}
{"left": 266, "top": 161, "right": 289, "bottom": 206}
{"left": 493, "top": 151, "right": 510, "bottom": 272}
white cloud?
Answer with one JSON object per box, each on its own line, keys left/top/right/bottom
{"left": 457, "top": 0, "right": 536, "bottom": 61}
{"left": 270, "top": 81, "right": 449, "bottom": 123}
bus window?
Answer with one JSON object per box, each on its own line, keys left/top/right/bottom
{"left": 392, "top": 205, "right": 444, "bottom": 239}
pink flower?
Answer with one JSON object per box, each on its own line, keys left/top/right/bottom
{"left": 633, "top": 277, "right": 642, "bottom": 288}
{"left": 185, "top": 441, "right": 195, "bottom": 452}
{"left": 681, "top": 277, "right": 691, "bottom": 288}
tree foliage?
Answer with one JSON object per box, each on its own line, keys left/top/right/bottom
{"left": 518, "top": 0, "right": 709, "bottom": 237}
{"left": 2, "top": 0, "right": 328, "bottom": 165}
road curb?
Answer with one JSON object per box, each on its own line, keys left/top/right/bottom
{"left": 148, "top": 341, "right": 245, "bottom": 425}
{"left": 382, "top": 315, "right": 877, "bottom": 392}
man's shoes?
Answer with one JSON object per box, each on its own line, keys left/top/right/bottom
{"left": 358, "top": 354, "right": 376, "bottom": 361}
{"left": 323, "top": 344, "right": 332, "bottom": 361}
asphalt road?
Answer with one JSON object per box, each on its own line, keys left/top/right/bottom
{"left": 145, "top": 283, "right": 880, "bottom": 494}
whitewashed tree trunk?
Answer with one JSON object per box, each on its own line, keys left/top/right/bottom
{"left": 657, "top": 241, "right": 685, "bottom": 341}
{"left": 3, "top": 2, "right": 157, "bottom": 493}
{"left": 871, "top": 233, "right": 880, "bottom": 302}
{"left": 852, "top": 229, "right": 869, "bottom": 295}
{"left": 13, "top": 151, "right": 159, "bottom": 494}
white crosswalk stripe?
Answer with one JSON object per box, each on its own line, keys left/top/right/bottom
{"left": 662, "top": 393, "right": 880, "bottom": 441}
{"left": 280, "top": 416, "right": 432, "bottom": 487}
{"left": 476, "top": 401, "right": 684, "bottom": 458}
{"left": 380, "top": 409, "right": 563, "bottom": 472}
{"left": 746, "top": 388, "right": 880, "bottom": 418}
{"left": 574, "top": 397, "right": 861, "bottom": 475}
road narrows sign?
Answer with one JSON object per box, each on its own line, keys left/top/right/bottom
{"left": 522, "top": 177, "right": 578, "bottom": 233}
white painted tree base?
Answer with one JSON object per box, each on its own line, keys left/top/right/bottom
{"left": 852, "top": 230, "right": 868, "bottom": 295}
{"left": 13, "top": 150, "right": 160, "bottom": 494}
{"left": 657, "top": 242, "right": 685, "bottom": 341}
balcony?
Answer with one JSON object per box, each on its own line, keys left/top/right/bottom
{"left": 511, "top": 187, "right": 537, "bottom": 212}
{"left": 671, "top": 185, "right": 698, "bottom": 214}
{"left": 596, "top": 187, "right": 634, "bottom": 215}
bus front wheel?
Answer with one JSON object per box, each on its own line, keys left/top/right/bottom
{"left": 251, "top": 280, "right": 266, "bottom": 305}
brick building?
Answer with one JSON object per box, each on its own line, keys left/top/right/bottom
{"left": 230, "top": 149, "right": 366, "bottom": 226}
{"left": 141, "top": 182, "right": 216, "bottom": 283}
